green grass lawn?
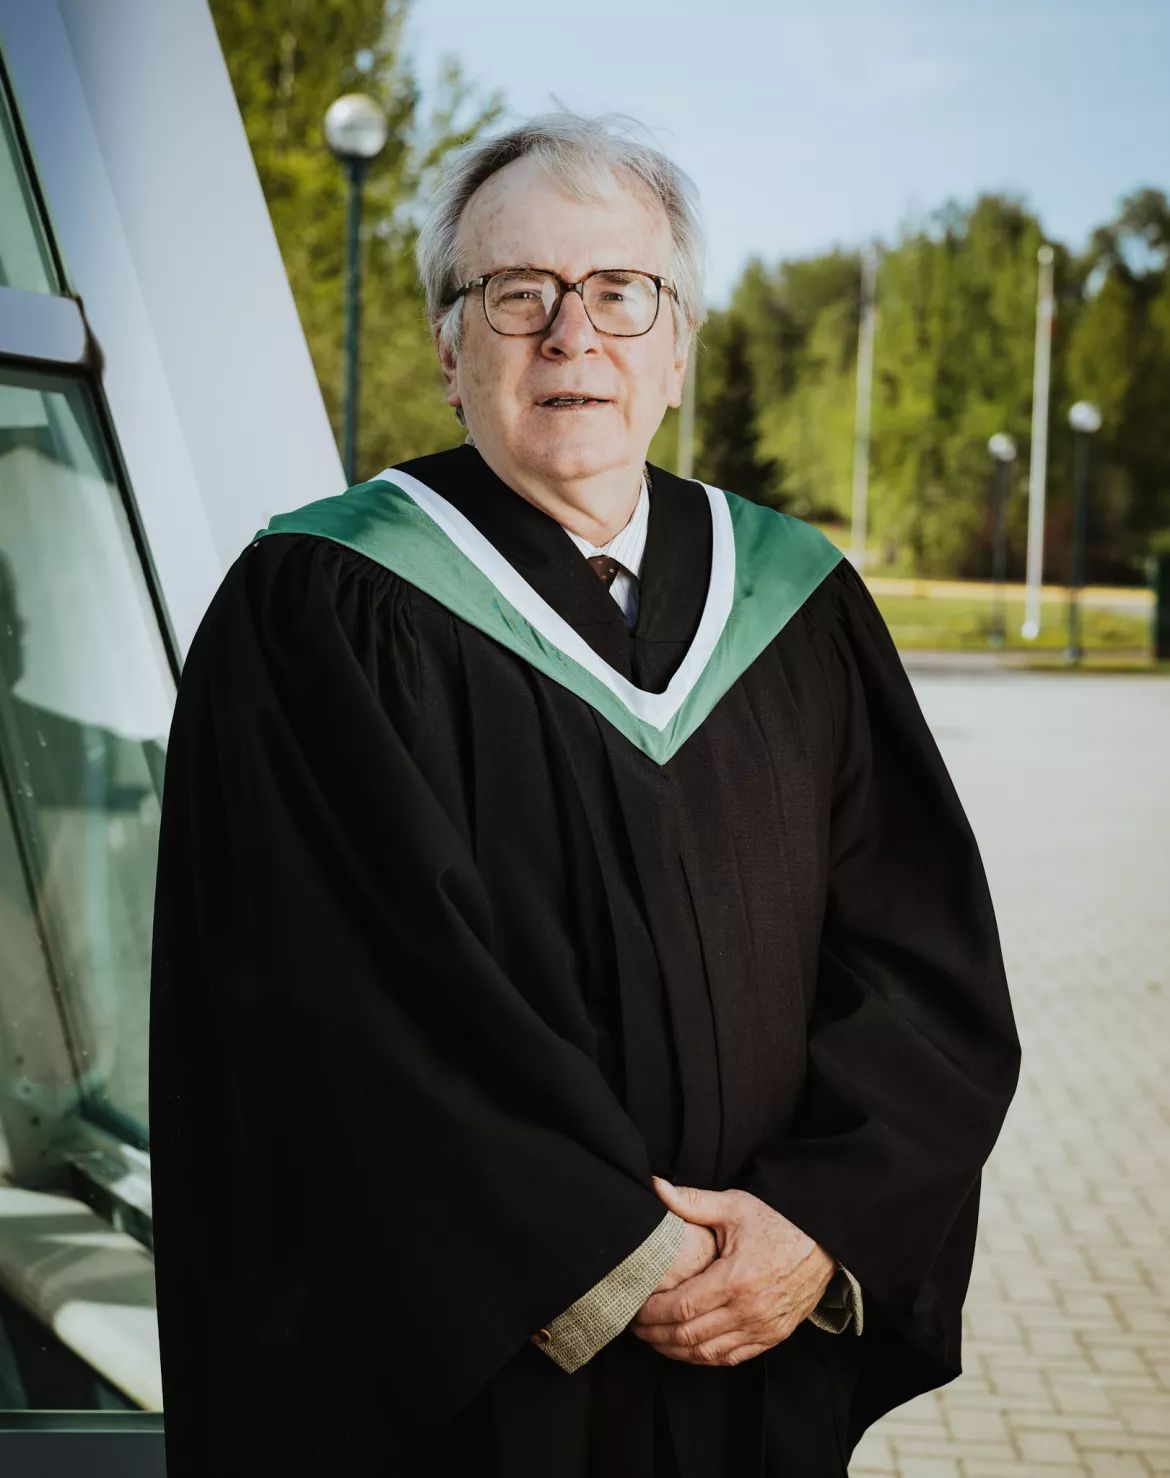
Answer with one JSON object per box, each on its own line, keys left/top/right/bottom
{"left": 873, "top": 593, "right": 1152, "bottom": 652}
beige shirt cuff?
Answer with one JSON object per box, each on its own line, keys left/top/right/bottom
{"left": 806, "top": 1262, "right": 864, "bottom": 1335}
{"left": 531, "top": 1210, "right": 687, "bottom": 1373}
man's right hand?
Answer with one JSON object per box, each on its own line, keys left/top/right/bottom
{"left": 650, "top": 1221, "right": 718, "bottom": 1295}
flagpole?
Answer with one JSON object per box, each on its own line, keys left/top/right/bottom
{"left": 1022, "top": 244, "right": 1055, "bottom": 638}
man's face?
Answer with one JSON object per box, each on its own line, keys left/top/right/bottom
{"left": 437, "top": 156, "right": 689, "bottom": 488}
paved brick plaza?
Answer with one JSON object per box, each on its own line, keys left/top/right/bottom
{"left": 849, "top": 669, "right": 1170, "bottom": 1478}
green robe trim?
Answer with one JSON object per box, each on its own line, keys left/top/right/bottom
{"left": 253, "top": 470, "right": 842, "bottom": 766}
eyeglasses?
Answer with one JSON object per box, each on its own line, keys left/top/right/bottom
{"left": 450, "top": 267, "right": 677, "bottom": 338}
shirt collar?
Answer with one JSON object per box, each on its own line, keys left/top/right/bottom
{"left": 560, "top": 476, "right": 650, "bottom": 579}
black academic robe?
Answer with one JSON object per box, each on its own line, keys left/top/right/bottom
{"left": 148, "top": 446, "right": 1021, "bottom": 1477}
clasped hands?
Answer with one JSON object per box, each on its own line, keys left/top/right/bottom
{"left": 631, "top": 1176, "right": 837, "bottom": 1368}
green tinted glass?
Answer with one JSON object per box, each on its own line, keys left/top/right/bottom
{"left": 0, "top": 366, "right": 174, "bottom": 1414}
{"left": 0, "top": 71, "right": 59, "bottom": 293}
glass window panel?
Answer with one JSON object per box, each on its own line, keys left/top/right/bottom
{"left": 0, "top": 367, "right": 173, "bottom": 1140}
{"left": 0, "top": 70, "right": 58, "bottom": 294}
{"left": 0, "top": 365, "right": 172, "bottom": 1414}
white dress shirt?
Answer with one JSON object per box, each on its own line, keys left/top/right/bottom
{"left": 560, "top": 476, "right": 650, "bottom": 627}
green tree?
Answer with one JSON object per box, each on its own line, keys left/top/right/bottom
{"left": 700, "top": 190, "right": 1170, "bottom": 582}
{"left": 207, "top": 0, "right": 500, "bottom": 480}
{"left": 729, "top": 252, "right": 862, "bottom": 519}
{"left": 694, "top": 309, "right": 778, "bottom": 505}
{"left": 1067, "top": 189, "right": 1170, "bottom": 580}
{"left": 870, "top": 196, "right": 1055, "bottom": 576}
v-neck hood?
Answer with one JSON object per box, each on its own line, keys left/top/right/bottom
{"left": 392, "top": 447, "right": 713, "bottom": 686}
{"left": 252, "top": 445, "right": 843, "bottom": 765}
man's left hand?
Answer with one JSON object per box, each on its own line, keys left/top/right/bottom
{"left": 631, "top": 1178, "right": 837, "bottom": 1367}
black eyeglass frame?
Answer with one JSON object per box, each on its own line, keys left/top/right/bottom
{"left": 449, "top": 267, "right": 678, "bottom": 338}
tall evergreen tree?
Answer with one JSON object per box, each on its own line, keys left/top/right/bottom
{"left": 694, "top": 310, "right": 779, "bottom": 507}
{"left": 732, "top": 252, "right": 862, "bottom": 519}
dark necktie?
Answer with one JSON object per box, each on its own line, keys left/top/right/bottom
{"left": 586, "top": 554, "right": 632, "bottom": 589}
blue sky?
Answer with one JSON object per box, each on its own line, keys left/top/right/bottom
{"left": 404, "top": 0, "right": 1169, "bottom": 305}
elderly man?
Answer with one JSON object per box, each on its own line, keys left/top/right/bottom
{"left": 149, "top": 114, "right": 1021, "bottom": 1477}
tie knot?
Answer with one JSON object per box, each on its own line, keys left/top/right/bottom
{"left": 586, "top": 554, "right": 628, "bottom": 589}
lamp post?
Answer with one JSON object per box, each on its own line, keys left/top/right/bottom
{"left": 987, "top": 433, "right": 1016, "bottom": 648}
{"left": 324, "top": 93, "right": 389, "bottom": 486}
{"left": 1066, "top": 400, "right": 1102, "bottom": 664}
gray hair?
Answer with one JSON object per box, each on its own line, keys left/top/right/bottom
{"left": 416, "top": 111, "right": 707, "bottom": 361}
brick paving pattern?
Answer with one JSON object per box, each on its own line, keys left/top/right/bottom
{"left": 849, "top": 670, "right": 1170, "bottom": 1477}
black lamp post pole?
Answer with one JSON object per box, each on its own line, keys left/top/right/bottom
{"left": 991, "top": 458, "right": 1009, "bottom": 647}
{"left": 342, "top": 157, "right": 367, "bottom": 488}
{"left": 1066, "top": 427, "right": 1092, "bottom": 664}
{"left": 325, "top": 93, "right": 387, "bottom": 484}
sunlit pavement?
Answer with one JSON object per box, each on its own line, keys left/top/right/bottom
{"left": 850, "top": 669, "right": 1170, "bottom": 1477}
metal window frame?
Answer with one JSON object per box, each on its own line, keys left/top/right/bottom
{"left": 0, "top": 286, "right": 87, "bottom": 365}
{"left": 0, "top": 27, "right": 172, "bottom": 1458}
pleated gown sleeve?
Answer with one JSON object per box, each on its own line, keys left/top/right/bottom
{"left": 739, "top": 558, "right": 1022, "bottom": 1440}
{"left": 147, "top": 533, "right": 669, "bottom": 1477}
